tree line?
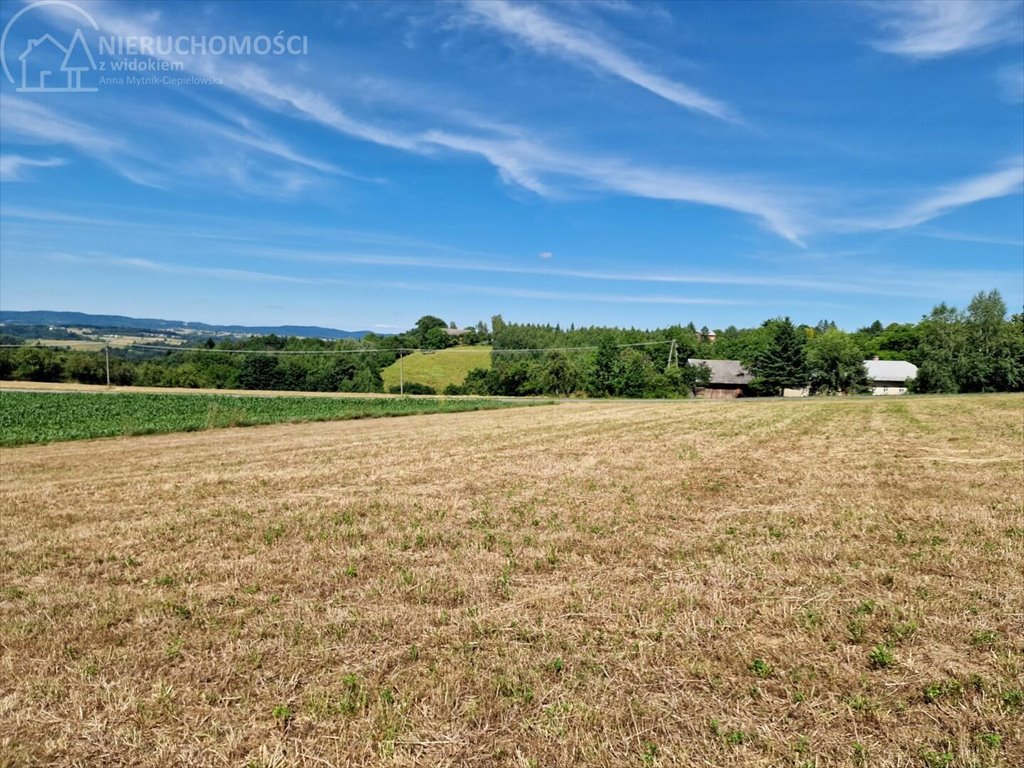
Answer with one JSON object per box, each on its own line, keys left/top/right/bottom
{"left": 1, "top": 290, "right": 1021, "bottom": 397}
{"left": 442, "top": 290, "right": 1021, "bottom": 397}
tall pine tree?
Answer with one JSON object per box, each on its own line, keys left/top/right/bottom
{"left": 751, "top": 318, "right": 809, "bottom": 396}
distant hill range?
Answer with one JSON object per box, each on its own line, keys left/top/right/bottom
{"left": 0, "top": 310, "right": 377, "bottom": 340}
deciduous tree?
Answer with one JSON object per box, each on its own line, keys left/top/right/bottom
{"left": 807, "top": 329, "right": 869, "bottom": 395}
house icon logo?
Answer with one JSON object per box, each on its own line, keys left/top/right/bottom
{"left": 18, "top": 28, "right": 96, "bottom": 92}
{"left": 1, "top": 1, "right": 100, "bottom": 93}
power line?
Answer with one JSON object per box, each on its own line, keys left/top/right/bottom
{"left": 3, "top": 339, "right": 676, "bottom": 356}
{"left": 129, "top": 340, "right": 675, "bottom": 355}
{"left": 130, "top": 344, "right": 392, "bottom": 355}
{"left": 0, "top": 343, "right": 116, "bottom": 351}
{"left": 491, "top": 340, "right": 673, "bottom": 354}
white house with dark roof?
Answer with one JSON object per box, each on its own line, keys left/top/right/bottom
{"left": 865, "top": 358, "right": 917, "bottom": 396}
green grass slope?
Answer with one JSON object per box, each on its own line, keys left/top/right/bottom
{"left": 381, "top": 346, "right": 492, "bottom": 392}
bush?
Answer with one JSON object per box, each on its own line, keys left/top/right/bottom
{"left": 11, "top": 347, "right": 63, "bottom": 382}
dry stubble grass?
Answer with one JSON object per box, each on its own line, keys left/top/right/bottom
{"left": 1, "top": 394, "right": 1022, "bottom": 767}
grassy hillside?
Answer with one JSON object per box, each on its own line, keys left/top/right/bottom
{"left": 381, "top": 345, "right": 492, "bottom": 392}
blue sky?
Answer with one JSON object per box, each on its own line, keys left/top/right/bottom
{"left": 0, "top": 0, "right": 1021, "bottom": 332}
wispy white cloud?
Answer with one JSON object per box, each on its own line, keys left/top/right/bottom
{"left": 3, "top": 2, "right": 372, "bottom": 196}
{"left": 46, "top": 3, "right": 425, "bottom": 157}
{"left": 996, "top": 64, "right": 1024, "bottom": 103}
{"left": 0, "top": 91, "right": 344, "bottom": 198}
{"left": 11, "top": 202, "right": 1015, "bottom": 301}
{"left": 0, "top": 204, "right": 464, "bottom": 250}
{"left": 575, "top": 0, "right": 674, "bottom": 23}
{"left": 5, "top": 138, "right": 1015, "bottom": 254}
{"left": 183, "top": 114, "right": 341, "bottom": 175}
{"left": 0, "top": 206, "right": 279, "bottom": 249}
{"left": 24, "top": 2, "right": 797, "bottom": 239}
{"left": 49, "top": 253, "right": 345, "bottom": 286}
{"left": 42, "top": 251, "right": 745, "bottom": 305}
{"left": 433, "top": 284, "right": 747, "bottom": 305}
{"left": 420, "top": 129, "right": 806, "bottom": 242}
{"left": 569, "top": 154, "right": 806, "bottom": 244}
{"left": 461, "top": 0, "right": 738, "bottom": 123}
{"left": 913, "top": 229, "right": 1024, "bottom": 248}
{"left": 18, "top": 1, "right": 1018, "bottom": 248}
{"left": 0, "top": 95, "right": 161, "bottom": 187}
{"left": 839, "top": 157, "right": 1024, "bottom": 231}
{"left": 421, "top": 132, "right": 555, "bottom": 196}
{"left": 867, "top": 0, "right": 1024, "bottom": 59}
{"left": 235, "top": 244, "right": 1013, "bottom": 300}
{"left": 896, "top": 158, "right": 1024, "bottom": 225}
{"left": 1, "top": 96, "right": 119, "bottom": 157}
{"left": 0, "top": 155, "right": 65, "bottom": 181}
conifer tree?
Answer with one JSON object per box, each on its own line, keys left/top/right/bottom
{"left": 751, "top": 318, "right": 809, "bottom": 395}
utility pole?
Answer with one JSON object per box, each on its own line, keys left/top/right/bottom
{"left": 666, "top": 339, "right": 679, "bottom": 370}
{"left": 399, "top": 351, "right": 404, "bottom": 395}
{"left": 105, "top": 344, "right": 111, "bottom": 387}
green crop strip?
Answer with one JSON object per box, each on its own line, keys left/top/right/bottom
{"left": 0, "top": 391, "right": 544, "bottom": 446}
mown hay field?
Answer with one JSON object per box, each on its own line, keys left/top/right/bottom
{"left": 1, "top": 394, "right": 1022, "bottom": 767}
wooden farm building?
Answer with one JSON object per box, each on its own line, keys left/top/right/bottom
{"left": 687, "top": 357, "right": 917, "bottom": 398}
{"left": 688, "top": 358, "right": 751, "bottom": 398}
